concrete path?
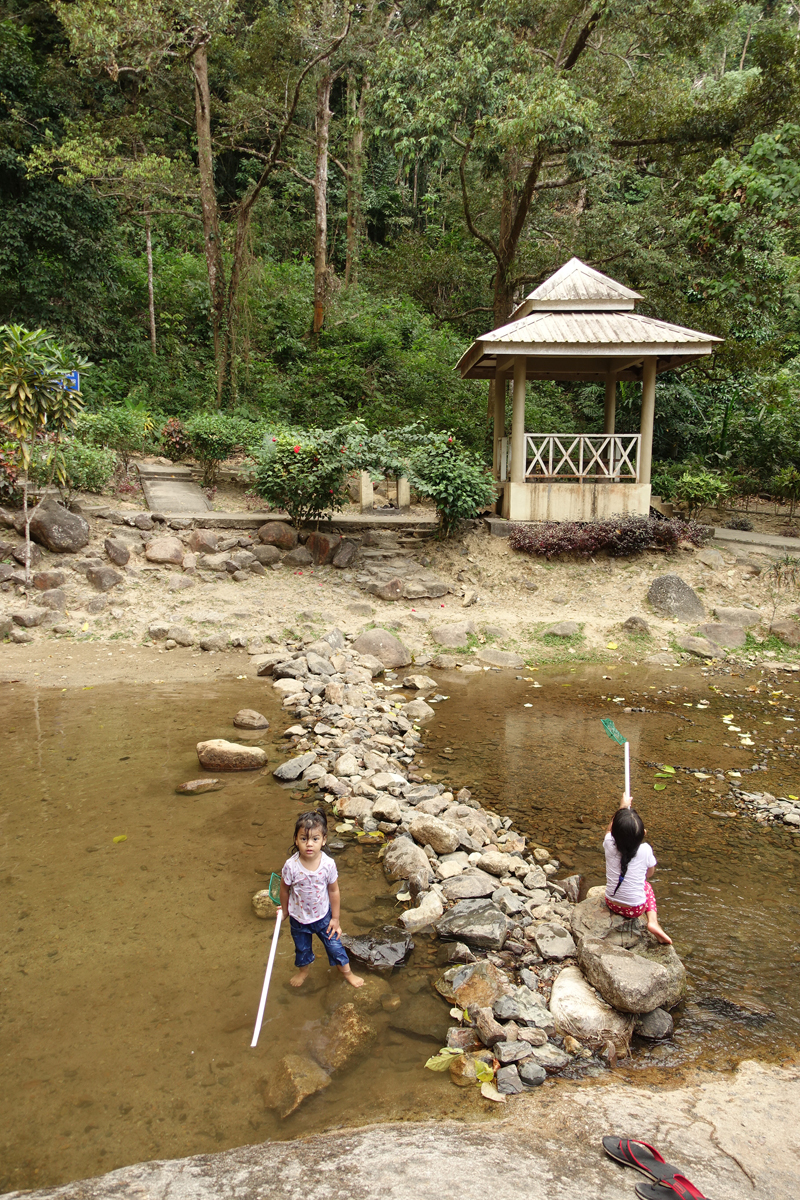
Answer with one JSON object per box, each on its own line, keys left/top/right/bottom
{"left": 135, "top": 463, "right": 210, "bottom": 513}
{"left": 7, "top": 1059, "right": 798, "bottom": 1200}
{"left": 712, "top": 525, "right": 800, "bottom": 555}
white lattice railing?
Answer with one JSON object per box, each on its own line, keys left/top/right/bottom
{"left": 497, "top": 433, "right": 640, "bottom": 483}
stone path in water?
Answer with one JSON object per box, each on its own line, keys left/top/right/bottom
{"left": 9, "top": 1059, "right": 797, "bottom": 1200}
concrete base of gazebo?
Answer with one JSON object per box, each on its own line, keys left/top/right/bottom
{"left": 500, "top": 480, "right": 651, "bottom": 522}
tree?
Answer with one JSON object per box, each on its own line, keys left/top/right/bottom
{"left": 0, "top": 324, "right": 88, "bottom": 580}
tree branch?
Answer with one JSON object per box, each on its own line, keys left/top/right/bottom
{"left": 459, "top": 143, "right": 501, "bottom": 263}
{"left": 562, "top": 4, "right": 608, "bottom": 71}
{"left": 505, "top": 152, "right": 544, "bottom": 256}
{"left": 533, "top": 174, "right": 581, "bottom": 190}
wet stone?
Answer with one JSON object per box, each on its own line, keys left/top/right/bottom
{"left": 518, "top": 1060, "right": 547, "bottom": 1087}
{"left": 176, "top": 778, "right": 225, "bottom": 795}
{"left": 495, "top": 1064, "right": 525, "bottom": 1094}
{"left": 435, "top": 899, "right": 507, "bottom": 950}
{"left": 340, "top": 926, "right": 414, "bottom": 972}
{"left": 263, "top": 1054, "right": 330, "bottom": 1119}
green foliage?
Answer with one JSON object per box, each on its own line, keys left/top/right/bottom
{"left": 407, "top": 435, "right": 496, "bottom": 537}
{"left": 671, "top": 469, "right": 730, "bottom": 517}
{"left": 771, "top": 465, "right": 800, "bottom": 516}
{"left": 254, "top": 428, "right": 350, "bottom": 528}
{"left": 160, "top": 417, "right": 192, "bottom": 460}
{"left": 184, "top": 412, "right": 253, "bottom": 486}
{"left": 0, "top": 428, "right": 20, "bottom": 504}
{"left": 74, "top": 407, "right": 158, "bottom": 467}
{"left": 30, "top": 437, "right": 117, "bottom": 497}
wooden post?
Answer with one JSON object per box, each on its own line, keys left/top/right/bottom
{"left": 492, "top": 376, "right": 506, "bottom": 478}
{"left": 510, "top": 356, "right": 526, "bottom": 484}
{"left": 639, "top": 357, "right": 656, "bottom": 486}
{"left": 358, "top": 470, "right": 373, "bottom": 512}
{"left": 603, "top": 366, "right": 616, "bottom": 434}
{"left": 397, "top": 476, "right": 410, "bottom": 509}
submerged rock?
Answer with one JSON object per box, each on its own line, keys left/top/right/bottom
{"left": 233, "top": 708, "right": 269, "bottom": 729}
{"left": 310, "top": 1002, "right": 376, "bottom": 1073}
{"left": 175, "top": 778, "right": 225, "bottom": 795}
{"left": 340, "top": 926, "right": 414, "bottom": 971}
{"left": 263, "top": 1054, "right": 330, "bottom": 1118}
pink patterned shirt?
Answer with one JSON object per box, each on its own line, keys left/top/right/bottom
{"left": 282, "top": 851, "right": 338, "bottom": 923}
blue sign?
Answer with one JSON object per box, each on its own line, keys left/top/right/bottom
{"left": 60, "top": 370, "right": 80, "bottom": 392}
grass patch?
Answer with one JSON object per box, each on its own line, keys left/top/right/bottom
{"left": 744, "top": 630, "right": 800, "bottom": 657}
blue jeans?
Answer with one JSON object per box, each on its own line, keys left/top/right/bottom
{"left": 289, "top": 909, "right": 350, "bottom": 968}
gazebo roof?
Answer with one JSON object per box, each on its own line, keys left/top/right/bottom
{"left": 457, "top": 258, "right": 722, "bottom": 382}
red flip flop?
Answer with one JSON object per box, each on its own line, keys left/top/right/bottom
{"left": 635, "top": 1176, "right": 710, "bottom": 1200}
{"left": 601, "top": 1137, "right": 682, "bottom": 1183}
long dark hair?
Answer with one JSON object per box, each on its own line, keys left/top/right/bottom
{"left": 610, "top": 807, "right": 645, "bottom": 894}
{"left": 290, "top": 809, "right": 328, "bottom": 854}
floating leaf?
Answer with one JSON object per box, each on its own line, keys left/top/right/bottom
{"left": 523, "top": 703, "right": 533, "bottom": 708}
{"left": 654, "top": 773, "right": 673, "bottom": 779}
{"left": 449, "top": 1007, "right": 463, "bottom": 1019}
{"left": 424, "top": 1049, "right": 462, "bottom": 1072}
{"left": 480, "top": 1082, "right": 506, "bottom": 1102}
{"left": 654, "top": 783, "right": 667, "bottom": 791}
{"left": 658, "top": 765, "right": 676, "bottom": 774}
{"left": 789, "top": 794, "right": 799, "bottom": 800}
{"left": 335, "top": 823, "right": 354, "bottom": 833}
{"left": 475, "top": 1059, "right": 494, "bottom": 1084}
{"left": 112, "top": 834, "right": 127, "bottom": 843}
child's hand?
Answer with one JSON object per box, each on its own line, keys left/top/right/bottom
{"left": 327, "top": 917, "right": 342, "bottom": 939}
{"left": 621, "top": 793, "right": 632, "bottom": 808}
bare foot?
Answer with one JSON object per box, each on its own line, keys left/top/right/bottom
{"left": 338, "top": 966, "right": 364, "bottom": 988}
{"left": 290, "top": 967, "right": 310, "bottom": 987}
{"left": 647, "top": 918, "right": 672, "bottom": 945}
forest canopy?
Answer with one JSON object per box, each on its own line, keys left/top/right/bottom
{"left": 2, "top": 0, "right": 800, "bottom": 483}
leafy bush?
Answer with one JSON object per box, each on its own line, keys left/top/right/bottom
{"left": 671, "top": 469, "right": 730, "bottom": 517}
{"left": 508, "top": 516, "right": 711, "bottom": 560}
{"left": 254, "top": 428, "right": 349, "bottom": 527}
{"left": 161, "top": 417, "right": 192, "bottom": 461}
{"left": 184, "top": 412, "right": 251, "bottom": 486}
{"left": 727, "top": 516, "right": 754, "bottom": 531}
{"left": 74, "top": 407, "right": 159, "bottom": 467}
{"left": 407, "top": 435, "right": 496, "bottom": 537}
{"left": 29, "top": 438, "right": 117, "bottom": 498}
{"left": 771, "top": 465, "right": 800, "bottom": 516}
{"left": 0, "top": 426, "right": 19, "bottom": 504}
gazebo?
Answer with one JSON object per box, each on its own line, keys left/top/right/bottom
{"left": 456, "top": 258, "right": 722, "bottom": 522}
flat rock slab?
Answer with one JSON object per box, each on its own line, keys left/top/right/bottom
{"left": 141, "top": 477, "right": 211, "bottom": 513}
{"left": 477, "top": 647, "right": 525, "bottom": 668}
{"left": 9, "top": 1059, "right": 794, "bottom": 1200}
{"left": 340, "top": 926, "right": 414, "bottom": 971}
{"left": 695, "top": 622, "right": 746, "bottom": 649}
{"left": 196, "top": 740, "right": 267, "bottom": 771}
{"left": 440, "top": 869, "right": 498, "bottom": 900}
{"left": 435, "top": 899, "right": 507, "bottom": 950}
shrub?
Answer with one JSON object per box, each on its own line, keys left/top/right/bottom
{"left": 727, "top": 516, "right": 754, "bottom": 531}
{"left": 0, "top": 426, "right": 19, "bottom": 504}
{"left": 30, "top": 438, "right": 117, "bottom": 498}
{"left": 184, "top": 412, "right": 250, "bottom": 486}
{"left": 771, "top": 465, "right": 800, "bottom": 516}
{"left": 408, "top": 435, "right": 496, "bottom": 537}
{"left": 74, "top": 407, "right": 158, "bottom": 468}
{"left": 508, "top": 515, "right": 711, "bottom": 560}
{"left": 254, "top": 429, "right": 349, "bottom": 527}
{"left": 161, "top": 417, "right": 192, "bottom": 461}
{"left": 671, "top": 469, "right": 729, "bottom": 517}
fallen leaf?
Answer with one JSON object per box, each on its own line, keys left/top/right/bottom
{"left": 654, "top": 783, "right": 667, "bottom": 791}
{"left": 658, "top": 765, "right": 676, "bottom": 774}
{"left": 424, "top": 1049, "right": 463, "bottom": 1071}
{"left": 480, "top": 1082, "right": 506, "bottom": 1103}
{"left": 112, "top": 835, "right": 127, "bottom": 843}
{"left": 523, "top": 703, "right": 533, "bottom": 708}
{"left": 475, "top": 1059, "right": 494, "bottom": 1083}
{"left": 606, "top": 642, "right": 618, "bottom": 650}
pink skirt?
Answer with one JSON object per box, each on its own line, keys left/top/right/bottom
{"left": 605, "top": 880, "right": 656, "bottom": 919}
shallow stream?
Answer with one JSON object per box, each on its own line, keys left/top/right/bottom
{"left": 1, "top": 663, "right": 798, "bottom": 1191}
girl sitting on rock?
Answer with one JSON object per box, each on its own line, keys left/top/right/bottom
{"left": 604, "top": 796, "right": 672, "bottom": 944}
{"left": 280, "top": 809, "right": 364, "bottom": 988}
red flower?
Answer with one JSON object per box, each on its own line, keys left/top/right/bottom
{"left": 272, "top": 437, "right": 277, "bottom": 442}
{"left": 293, "top": 445, "right": 300, "bottom": 453}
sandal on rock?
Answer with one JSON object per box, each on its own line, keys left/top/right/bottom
{"left": 634, "top": 1175, "right": 710, "bottom": 1200}
{"left": 601, "top": 1137, "right": 682, "bottom": 1183}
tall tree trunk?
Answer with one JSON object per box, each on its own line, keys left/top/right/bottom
{"left": 191, "top": 42, "right": 227, "bottom": 404}
{"left": 492, "top": 177, "right": 516, "bottom": 327}
{"left": 313, "top": 72, "right": 333, "bottom": 333}
{"left": 345, "top": 72, "right": 368, "bottom": 288}
{"left": 145, "top": 210, "right": 156, "bottom": 355}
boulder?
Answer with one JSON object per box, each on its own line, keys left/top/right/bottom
{"left": 145, "top": 536, "right": 185, "bottom": 565}
{"left": 443, "top": 960, "right": 513, "bottom": 1010}
{"left": 473, "top": 1006, "right": 507, "bottom": 1048}
{"left": 518, "top": 1060, "right": 547, "bottom": 1087}
{"left": 233, "top": 708, "right": 269, "bottom": 729}
{"left": 175, "top": 778, "right": 225, "bottom": 795}
{"left": 431, "top": 621, "right": 475, "bottom": 648}
{"left": 167, "top": 625, "right": 194, "bottom": 647}
{"left": 645, "top": 651, "right": 679, "bottom": 667}
{"left": 340, "top": 926, "right": 414, "bottom": 972}
{"left": 38, "top": 588, "right": 66, "bottom": 610}
{"left": 495, "top": 1040, "right": 532, "bottom": 1065}
{"left": 372, "top": 795, "right": 402, "bottom": 823}
{"left": 477, "top": 647, "right": 525, "bottom": 668}
{"left": 403, "top": 674, "right": 438, "bottom": 690}
{"left": 548, "top": 965, "right": 633, "bottom": 1052}
{"left": 86, "top": 565, "right": 123, "bottom": 592}
{"left": 546, "top": 621, "right": 580, "bottom": 637}
{"left": 284, "top": 546, "right": 313, "bottom": 567}
{"left": 770, "top": 618, "right": 800, "bottom": 647}
{"left": 273, "top": 678, "right": 306, "bottom": 696}
{"left": 492, "top": 986, "right": 553, "bottom": 1029}
{"left": 309, "top": 1003, "right": 376, "bottom": 1073}
{"left": 409, "top": 813, "right": 460, "bottom": 856}
{"left": 13, "top": 607, "right": 48, "bottom": 628}
{"left": 635, "top": 1007, "right": 674, "bottom": 1040}
{"left": 334, "top": 751, "right": 359, "bottom": 776}
{"left": 103, "top": 538, "right": 130, "bottom": 567}
{"left": 696, "top": 622, "right": 746, "bottom": 648}
{"left": 273, "top": 751, "right": 316, "bottom": 781}
{"left": 32, "top": 569, "right": 66, "bottom": 590}
{"left": 338, "top": 796, "right": 373, "bottom": 822}
{"left": 306, "top": 531, "right": 341, "bottom": 564}
{"left": 200, "top": 633, "right": 229, "bottom": 653}
{"left": 523, "top": 1043, "right": 570, "bottom": 1072}
{"left": 258, "top": 521, "right": 297, "bottom": 550}
{"left": 250, "top": 543, "right": 281, "bottom": 566}
{"left": 622, "top": 615, "right": 650, "bottom": 635}
{"left": 196, "top": 739, "right": 267, "bottom": 771}
{"left": 332, "top": 541, "right": 357, "bottom": 569}
{"left": 677, "top": 634, "right": 719, "bottom": 659}
{"left": 402, "top": 698, "right": 435, "bottom": 722}
{"left": 446, "top": 1027, "right": 484, "bottom": 1053}
{"left": 578, "top": 935, "right": 686, "bottom": 1014}
{"left": 188, "top": 529, "right": 219, "bottom": 554}
{"left": 448, "top": 1049, "right": 495, "bottom": 1088}
{"left": 399, "top": 890, "right": 444, "bottom": 931}
{"left": 714, "top": 606, "right": 762, "bottom": 627}
{"left": 436, "top": 899, "right": 507, "bottom": 950}
{"left": 351, "top": 628, "right": 411, "bottom": 668}
{"left": 534, "top": 922, "right": 577, "bottom": 960}
{"left": 647, "top": 574, "right": 704, "bottom": 621}
{"left": 697, "top": 548, "right": 725, "bottom": 570}
{"left": 366, "top": 578, "right": 405, "bottom": 602}
{"left": 29, "top": 497, "right": 90, "bottom": 553}
{"left": 440, "top": 870, "right": 498, "bottom": 900}
{"left": 383, "top": 837, "right": 432, "bottom": 886}
{"left": 263, "top": 1054, "right": 330, "bottom": 1118}
{"left": 495, "top": 1064, "right": 525, "bottom": 1094}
